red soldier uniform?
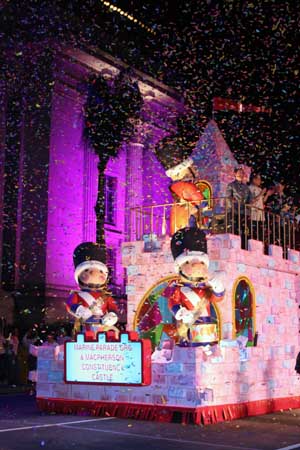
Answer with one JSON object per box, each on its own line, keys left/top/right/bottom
{"left": 66, "top": 290, "right": 118, "bottom": 323}
{"left": 165, "top": 158, "right": 208, "bottom": 234}
{"left": 169, "top": 181, "right": 204, "bottom": 234}
{"left": 168, "top": 284, "right": 224, "bottom": 318}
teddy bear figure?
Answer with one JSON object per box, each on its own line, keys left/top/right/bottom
{"left": 164, "top": 227, "right": 225, "bottom": 348}
{"left": 66, "top": 242, "right": 118, "bottom": 338}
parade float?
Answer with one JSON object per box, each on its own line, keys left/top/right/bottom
{"left": 36, "top": 122, "right": 300, "bottom": 425}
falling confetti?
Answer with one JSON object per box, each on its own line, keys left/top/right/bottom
{"left": 0, "top": 0, "right": 298, "bottom": 333}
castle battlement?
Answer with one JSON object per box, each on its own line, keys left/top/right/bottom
{"left": 122, "top": 235, "right": 300, "bottom": 332}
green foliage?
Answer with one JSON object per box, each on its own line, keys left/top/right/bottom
{"left": 82, "top": 69, "right": 143, "bottom": 245}
{"left": 83, "top": 69, "right": 143, "bottom": 164}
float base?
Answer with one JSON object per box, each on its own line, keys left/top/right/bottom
{"left": 36, "top": 396, "right": 300, "bottom": 425}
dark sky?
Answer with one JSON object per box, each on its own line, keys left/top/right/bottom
{"left": 1, "top": 0, "right": 299, "bottom": 197}
{"left": 128, "top": 0, "right": 299, "bottom": 197}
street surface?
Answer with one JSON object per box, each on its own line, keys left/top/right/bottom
{"left": 1, "top": 395, "right": 300, "bottom": 450}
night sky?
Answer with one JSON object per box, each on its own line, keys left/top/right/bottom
{"left": 1, "top": 0, "right": 299, "bottom": 198}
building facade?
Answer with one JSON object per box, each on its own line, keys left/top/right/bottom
{"left": 0, "top": 44, "right": 183, "bottom": 325}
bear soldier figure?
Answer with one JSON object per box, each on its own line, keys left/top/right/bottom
{"left": 66, "top": 242, "right": 119, "bottom": 338}
{"left": 165, "top": 227, "right": 225, "bottom": 349}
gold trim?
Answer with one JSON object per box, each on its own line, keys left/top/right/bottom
{"left": 214, "top": 301, "right": 222, "bottom": 341}
{"left": 195, "top": 180, "right": 213, "bottom": 208}
{"left": 232, "top": 276, "right": 256, "bottom": 342}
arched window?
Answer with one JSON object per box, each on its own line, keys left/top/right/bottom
{"left": 233, "top": 277, "right": 256, "bottom": 346}
{"left": 194, "top": 180, "right": 213, "bottom": 229}
{"left": 134, "top": 275, "right": 222, "bottom": 350}
{"left": 195, "top": 180, "right": 213, "bottom": 208}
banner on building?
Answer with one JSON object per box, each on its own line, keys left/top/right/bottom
{"left": 213, "top": 97, "right": 272, "bottom": 114}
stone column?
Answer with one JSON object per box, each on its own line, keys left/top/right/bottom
{"left": 125, "top": 141, "right": 144, "bottom": 241}
{"left": 83, "top": 144, "right": 98, "bottom": 242}
{"left": 0, "top": 80, "right": 6, "bottom": 284}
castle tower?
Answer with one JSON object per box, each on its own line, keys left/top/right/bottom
{"left": 191, "top": 119, "right": 251, "bottom": 199}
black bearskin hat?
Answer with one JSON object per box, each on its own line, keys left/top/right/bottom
{"left": 170, "top": 227, "right": 209, "bottom": 272}
{"left": 73, "top": 242, "right": 108, "bottom": 283}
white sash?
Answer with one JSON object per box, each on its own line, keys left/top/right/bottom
{"left": 180, "top": 286, "right": 202, "bottom": 308}
{"left": 77, "top": 291, "right": 97, "bottom": 307}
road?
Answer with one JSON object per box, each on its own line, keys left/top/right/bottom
{"left": 1, "top": 394, "right": 300, "bottom": 450}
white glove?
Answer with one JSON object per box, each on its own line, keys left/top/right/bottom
{"left": 75, "top": 305, "right": 93, "bottom": 320}
{"left": 175, "top": 307, "right": 194, "bottom": 324}
{"left": 102, "top": 312, "right": 118, "bottom": 326}
{"left": 208, "top": 276, "right": 224, "bottom": 294}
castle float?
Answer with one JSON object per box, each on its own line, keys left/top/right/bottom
{"left": 35, "top": 121, "right": 300, "bottom": 425}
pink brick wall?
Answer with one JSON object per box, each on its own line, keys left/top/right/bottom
{"left": 119, "top": 233, "right": 300, "bottom": 406}
{"left": 37, "top": 234, "right": 300, "bottom": 408}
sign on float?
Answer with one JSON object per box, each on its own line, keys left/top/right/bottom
{"left": 64, "top": 332, "right": 152, "bottom": 385}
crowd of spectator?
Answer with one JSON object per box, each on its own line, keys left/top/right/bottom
{"left": 226, "top": 167, "right": 296, "bottom": 219}
{"left": 0, "top": 323, "right": 72, "bottom": 390}
{"left": 225, "top": 167, "right": 299, "bottom": 249}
